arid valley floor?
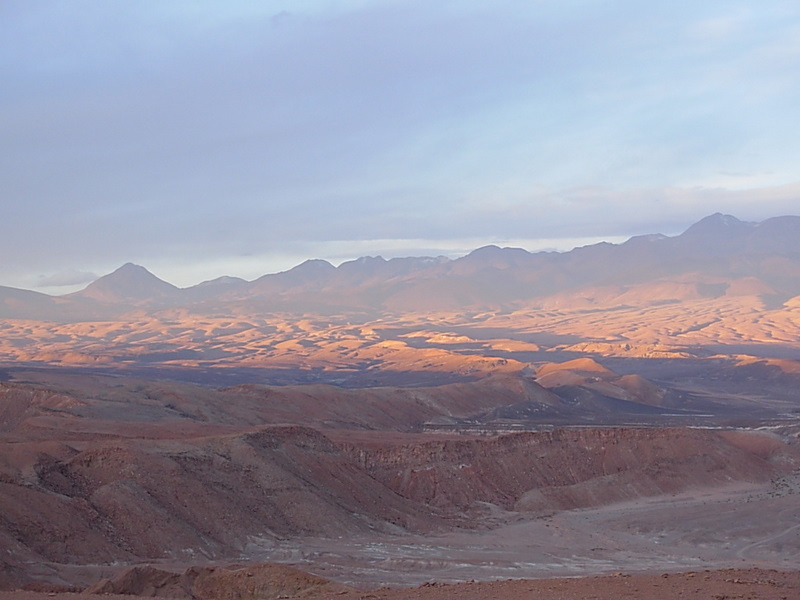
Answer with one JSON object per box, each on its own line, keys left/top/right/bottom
{"left": 2, "top": 215, "right": 800, "bottom": 598}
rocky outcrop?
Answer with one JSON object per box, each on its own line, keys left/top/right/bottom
{"left": 2, "top": 426, "right": 442, "bottom": 571}
{"left": 341, "top": 428, "right": 798, "bottom": 512}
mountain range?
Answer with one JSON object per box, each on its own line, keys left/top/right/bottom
{"left": 2, "top": 213, "right": 800, "bottom": 321}
{"left": 2, "top": 214, "right": 800, "bottom": 593}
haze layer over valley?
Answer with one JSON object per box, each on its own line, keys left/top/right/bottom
{"left": 2, "top": 214, "right": 800, "bottom": 598}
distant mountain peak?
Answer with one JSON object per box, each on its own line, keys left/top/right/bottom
{"left": 698, "top": 212, "right": 741, "bottom": 225}
{"left": 681, "top": 213, "right": 753, "bottom": 237}
{"left": 106, "top": 262, "right": 163, "bottom": 281}
{"left": 194, "top": 275, "right": 247, "bottom": 288}
{"left": 74, "top": 263, "right": 179, "bottom": 303}
{"left": 115, "top": 262, "right": 151, "bottom": 274}
{"left": 471, "top": 244, "right": 502, "bottom": 253}
{"left": 291, "top": 259, "right": 335, "bottom": 272}
{"left": 354, "top": 255, "right": 386, "bottom": 264}
{"left": 464, "top": 245, "right": 531, "bottom": 259}
{"left": 250, "top": 258, "right": 336, "bottom": 291}
{"left": 296, "top": 258, "right": 335, "bottom": 271}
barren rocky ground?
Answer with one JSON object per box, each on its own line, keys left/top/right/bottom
{"left": 2, "top": 346, "right": 799, "bottom": 599}
{"left": 4, "top": 568, "right": 800, "bottom": 600}
{"left": 2, "top": 364, "right": 799, "bottom": 595}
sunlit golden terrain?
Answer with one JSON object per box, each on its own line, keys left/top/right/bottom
{"left": 2, "top": 294, "right": 798, "bottom": 375}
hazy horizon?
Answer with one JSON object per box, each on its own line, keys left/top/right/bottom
{"left": 3, "top": 2, "right": 799, "bottom": 292}
{"left": 10, "top": 232, "right": 638, "bottom": 295}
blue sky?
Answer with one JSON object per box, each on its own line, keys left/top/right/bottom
{"left": 2, "top": 1, "right": 799, "bottom": 291}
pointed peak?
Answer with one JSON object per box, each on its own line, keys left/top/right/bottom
{"left": 101, "top": 262, "right": 161, "bottom": 280}
{"left": 74, "top": 263, "right": 178, "bottom": 302}
{"left": 113, "top": 262, "right": 151, "bottom": 274}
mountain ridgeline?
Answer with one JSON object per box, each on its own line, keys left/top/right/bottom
{"left": 3, "top": 213, "right": 800, "bottom": 320}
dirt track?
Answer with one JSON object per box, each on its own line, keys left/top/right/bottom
{"left": 246, "top": 479, "right": 800, "bottom": 588}
{"left": 4, "top": 568, "right": 800, "bottom": 600}
{"left": 325, "top": 569, "right": 800, "bottom": 600}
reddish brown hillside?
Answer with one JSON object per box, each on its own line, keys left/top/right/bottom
{"left": 534, "top": 359, "right": 685, "bottom": 411}
{"left": 0, "top": 375, "right": 563, "bottom": 438}
{"left": 0, "top": 425, "right": 443, "bottom": 585}
{"left": 1, "top": 423, "right": 798, "bottom": 590}
{"left": 343, "top": 428, "right": 797, "bottom": 513}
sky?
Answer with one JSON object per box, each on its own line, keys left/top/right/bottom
{"left": 2, "top": 0, "right": 800, "bottom": 293}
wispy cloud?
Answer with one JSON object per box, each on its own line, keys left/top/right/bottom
{"left": 1, "top": 1, "right": 799, "bottom": 289}
{"left": 37, "top": 269, "right": 98, "bottom": 288}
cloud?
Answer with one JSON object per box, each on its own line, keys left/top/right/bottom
{"left": 1, "top": 1, "right": 799, "bottom": 290}
{"left": 37, "top": 269, "right": 98, "bottom": 288}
